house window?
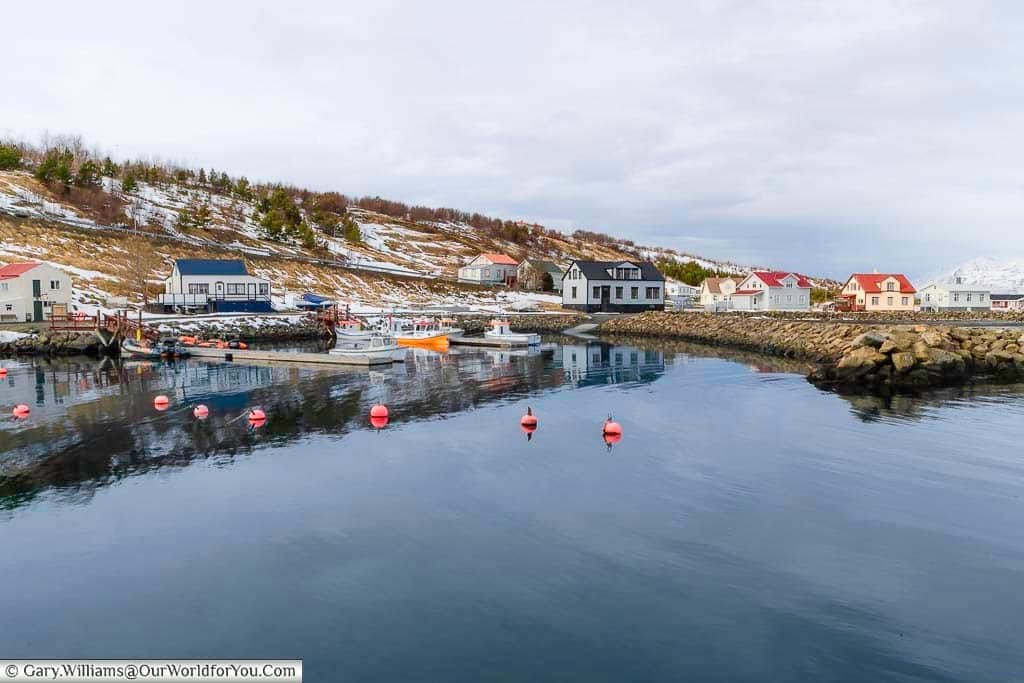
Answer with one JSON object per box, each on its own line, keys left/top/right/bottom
{"left": 188, "top": 283, "right": 209, "bottom": 294}
{"left": 571, "top": 286, "right": 577, "bottom": 298}
{"left": 615, "top": 286, "right": 623, "bottom": 299}
{"left": 43, "top": 300, "right": 51, "bottom": 307}
{"left": 871, "top": 296, "right": 879, "bottom": 306}
{"left": 887, "top": 296, "right": 894, "bottom": 306}
{"left": 980, "top": 293, "right": 986, "bottom": 301}
{"left": 953, "top": 292, "right": 959, "bottom": 302}
{"left": 901, "top": 297, "right": 909, "bottom": 305}
{"left": 0, "top": 283, "right": 7, "bottom": 291}
{"left": 966, "top": 293, "right": 972, "bottom": 302}
{"left": 925, "top": 293, "right": 931, "bottom": 302}
{"left": 645, "top": 287, "right": 660, "bottom": 299}
{"left": 259, "top": 283, "right": 269, "bottom": 295}
{"left": 631, "top": 287, "right": 639, "bottom": 300}
{"left": 593, "top": 286, "right": 601, "bottom": 299}
{"left": 786, "top": 295, "right": 792, "bottom": 303}
{"left": 483, "top": 269, "right": 490, "bottom": 278}
{"left": 886, "top": 282, "right": 896, "bottom": 291}
{"left": 50, "top": 280, "right": 60, "bottom": 289}
{"left": 4, "top": 304, "right": 10, "bottom": 311}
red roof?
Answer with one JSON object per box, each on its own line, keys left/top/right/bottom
{"left": 0, "top": 262, "right": 41, "bottom": 280}
{"left": 847, "top": 273, "right": 916, "bottom": 294}
{"left": 751, "top": 271, "right": 813, "bottom": 288}
{"left": 478, "top": 253, "right": 517, "bottom": 265}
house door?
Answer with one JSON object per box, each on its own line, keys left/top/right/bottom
{"left": 247, "top": 283, "right": 256, "bottom": 299}
{"left": 32, "top": 300, "right": 43, "bottom": 321}
{"left": 32, "top": 279, "right": 41, "bottom": 297}
{"left": 215, "top": 282, "right": 224, "bottom": 299}
{"left": 601, "top": 286, "right": 611, "bottom": 312}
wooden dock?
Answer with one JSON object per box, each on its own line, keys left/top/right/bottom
{"left": 449, "top": 336, "right": 532, "bottom": 348}
{"left": 185, "top": 346, "right": 404, "bottom": 366}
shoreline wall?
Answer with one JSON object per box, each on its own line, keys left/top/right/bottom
{"left": 600, "top": 312, "right": 1024, "bottom": 390}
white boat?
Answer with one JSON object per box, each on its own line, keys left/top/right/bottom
{"left": 437, "top": 318, "right": 465, "bottom": 339}
{"left": 328, "top": 333, "right": 407, "bottom": 364}
{"left": 483, "top": 319, "right": 540, "bottom": 346}
{"left": 334, "top": 319, "right": 374, "bottom": 340}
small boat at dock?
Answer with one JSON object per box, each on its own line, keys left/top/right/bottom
{"left": 437, "top": 318, "right": 465, "bottom": 340}
{"left": 483, "top": 319, "right": 540, "bottom": 346}
{"left": 328, "top": 333, "right": 407, "bottom": 365}
{"left": 391, "top": 319, "right": 449, "bottom": 350}
{"left": 122, "top": 337, "right": 191, "bottom": 360}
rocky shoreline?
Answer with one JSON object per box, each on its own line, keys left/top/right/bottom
{"left": 600, "top": 312, "right": 1024, "bottom": 392}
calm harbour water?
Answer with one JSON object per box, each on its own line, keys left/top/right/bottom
{"left": 1, "top": 338, "right": 1023, "bottom": 682}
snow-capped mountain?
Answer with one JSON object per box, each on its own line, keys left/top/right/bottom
{"left": 920, "top": 256, "right": 1024, "bottom": 293}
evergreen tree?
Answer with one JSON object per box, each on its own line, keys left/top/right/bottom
{"left": 101, "top": 156, "right": 118, "bottom": 177}
{"left": 341, "top": 216, "right": 362, "bottom": 243}
{"left": 197, "top": 168, "right": 207, "bottom": 186}
{"left": 121, "top": 171, "right": 138, "bottom": 194}
{"left": 0, "top": 144, "right": 21, "bottom": 170}
{"left": 74, "top": 159, "right": 101, "bottom": 187}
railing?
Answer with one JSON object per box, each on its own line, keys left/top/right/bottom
{"left": 156, "top": 293, "right": 272, "bottom": 306}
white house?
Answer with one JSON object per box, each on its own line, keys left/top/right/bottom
{"left": 457, "top": 253, "right": 518, "bottom": 286}
{"left": 918, "top": 278, "right": 990, "bottom": 311}
{"left": 562, "top": 260, "right": 665, "bottom": 312}
{"left": 157, "top": 259, "right": 271, "bottom": 313}
{"left": 0, "top": 262, "right": 73, "bottom": 322}
{"left": 665, "top": 278, "right": 699, "bottom": 308}
{"left": 729, "top": 271, "right": 813, "bottom": 311}
{"left": 699, "top": 277, "right": 744, "bottom": 310}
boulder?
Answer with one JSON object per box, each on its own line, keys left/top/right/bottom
{"left": 851, "top": 330, "right": 889, "bottom": 349}
{"left": 892, "top": 351, "right": 916, "bottom": 373}
{"left": 920, "top": 330, "right": 945, "bottom": 348}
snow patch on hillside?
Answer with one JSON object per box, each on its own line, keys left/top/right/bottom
{"left": 921, "top": 256, "right": 1024, "bottom": 293}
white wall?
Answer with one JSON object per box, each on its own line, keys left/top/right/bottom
{"left": 0, "top": 264, "right": 73, "bottom": 321}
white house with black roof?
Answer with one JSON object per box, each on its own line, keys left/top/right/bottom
{"left": 561, "top": 260, "right": 665, "bottom": 312}
{"left": 157, "top": 259, "right": 271, "bottom": 313}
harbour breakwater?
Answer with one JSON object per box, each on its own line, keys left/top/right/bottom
{"left": 600, "top": 312, "right": 1024, "bottom": 391}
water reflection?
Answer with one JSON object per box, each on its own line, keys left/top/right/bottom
{"left": 0, "top": 340, "right": 664, "bottom": 509}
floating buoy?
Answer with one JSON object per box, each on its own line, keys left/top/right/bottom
{"left": 12, "top": 404, "right": 30, "bottom": 418}
{"left": 520, "top": 406, "right": 538, "bottom": 428}
{"left": 603, "top": 432, "right": 622, "bottom": 447}
{"left": 602, "top": 416, "right": 622, "bottom": 436}
{"left": 153, "top": 395, "right": 170, "bottom": 411}
{"left": 248, "top": 407, "right": 266, "bottom": 422}
{"left": 193, "top": 404, "right": 210, "bottom": 420}
{"left": 0, "top": 367, "right": 8, "bottom": 377}
{"left": 370, "top": 404, "right": 389, "bottom": 429}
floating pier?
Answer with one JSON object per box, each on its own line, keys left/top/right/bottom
{"left": 449, "top": 336, "right": 532, "bottom": 348}
{"left": 185, "top": 346, "right": 404, "bottom": 366}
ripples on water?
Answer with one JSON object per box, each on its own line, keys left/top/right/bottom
{"left": 1, "top": 337, "right": 1023, "bottom": 682}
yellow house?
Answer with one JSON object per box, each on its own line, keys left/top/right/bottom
{"left": 840, "top": 273, "right": 917, "bottom": 311}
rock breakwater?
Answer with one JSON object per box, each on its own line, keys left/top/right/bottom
{"left": 600, "top": 312, "right": 1024, "bottom": 391}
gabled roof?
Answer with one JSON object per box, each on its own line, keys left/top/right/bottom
{"left": 750, "top": 271, "right": 813, "bottom": 288}
{"left": 701, "top": 277, "right": 744, "bottom": 293}
{"left": 565, "top": 260, "right": 664, "bottom": 281}
{"left": 991, "top": 293, "right": 1024, "bottom": 301}
{"left": 175, "top": 259, "right": 249, "bottom": 276}
{"left": 475, "top": 253, "right": 518, "bottom": 265}
{"left": 847, "top": 273, "right": 916, "bottom": 294}
{"left": 520, "top": 259, "right": 563, "bottom": 274}
{"left": 0, "top": 262, "right": 41, "bottom": 280}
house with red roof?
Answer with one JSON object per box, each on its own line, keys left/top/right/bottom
{"left": 0, "top": 262, "right": 72, "bottom": 322}
{"left": 457, "top": 253, "right": 519, "bottom": 286}
{"left": 729, "top": 271, "right": 813, "bottom": 311}
{"left": 840, "top": 273, "right": 917, "bottom": 312}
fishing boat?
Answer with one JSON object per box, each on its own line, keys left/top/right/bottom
{"left": 122, "top": 337, "right": 191, "bottom": 359}
{"left": 328, "top": 333, "right": 407, "bottom": 365}
{"left": 483, "top": 319, "right": 540, "bottom": 346}
{"left": 437, "top": 318, "right": 465, "bottom": 339}
{"left": 391, "top": 318, "right": 449, "bottom": 350}
{"left": 334, "top": 319, "right": 374, "bottom": 340}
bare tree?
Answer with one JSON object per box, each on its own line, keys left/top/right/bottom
{"left": 122, "top": 238, "right": 165, "bottom": 306}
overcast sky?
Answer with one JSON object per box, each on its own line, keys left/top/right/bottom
{"left": 3, "top": 1, "right": 1022, "bottom": 278}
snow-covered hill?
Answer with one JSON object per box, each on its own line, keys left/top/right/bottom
{"left": 920, "top": 256, "right": 1024, "bottom": 293}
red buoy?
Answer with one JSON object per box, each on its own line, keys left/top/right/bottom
{"left": 248, "top": 407, "right": 266, "bottom": 422}
{"left": 603, "top": 432, "right": 622, "bottom": 447}
{"left": 370, "top": 404, "right": 389, "bottom": 429}
{"left": 12, "top": 403, "right": 30, "bottom": 418}
{"left": 602, "top": 417, "right": 622, "bottom": 435}
{"left": 0, "top": 367, "right": 8, "bottom": 377}
{"left": 193, "top": 404, "right": 210, "bottom": 420}
{"left": 520, "top": 406, "right": 538, "bottom": 428}
{"left": 153, "top": 395, "right": 170, "bottom": 411}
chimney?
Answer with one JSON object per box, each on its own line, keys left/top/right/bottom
{"left": 873, "top": 268, "right": 879, "bottom": 274}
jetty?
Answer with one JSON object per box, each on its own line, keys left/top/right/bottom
{"left": 185, "top": 345, "right": 405, "bottom": 366}
{"left": 449, "top": 336, "right": 532, "bottom": 348}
